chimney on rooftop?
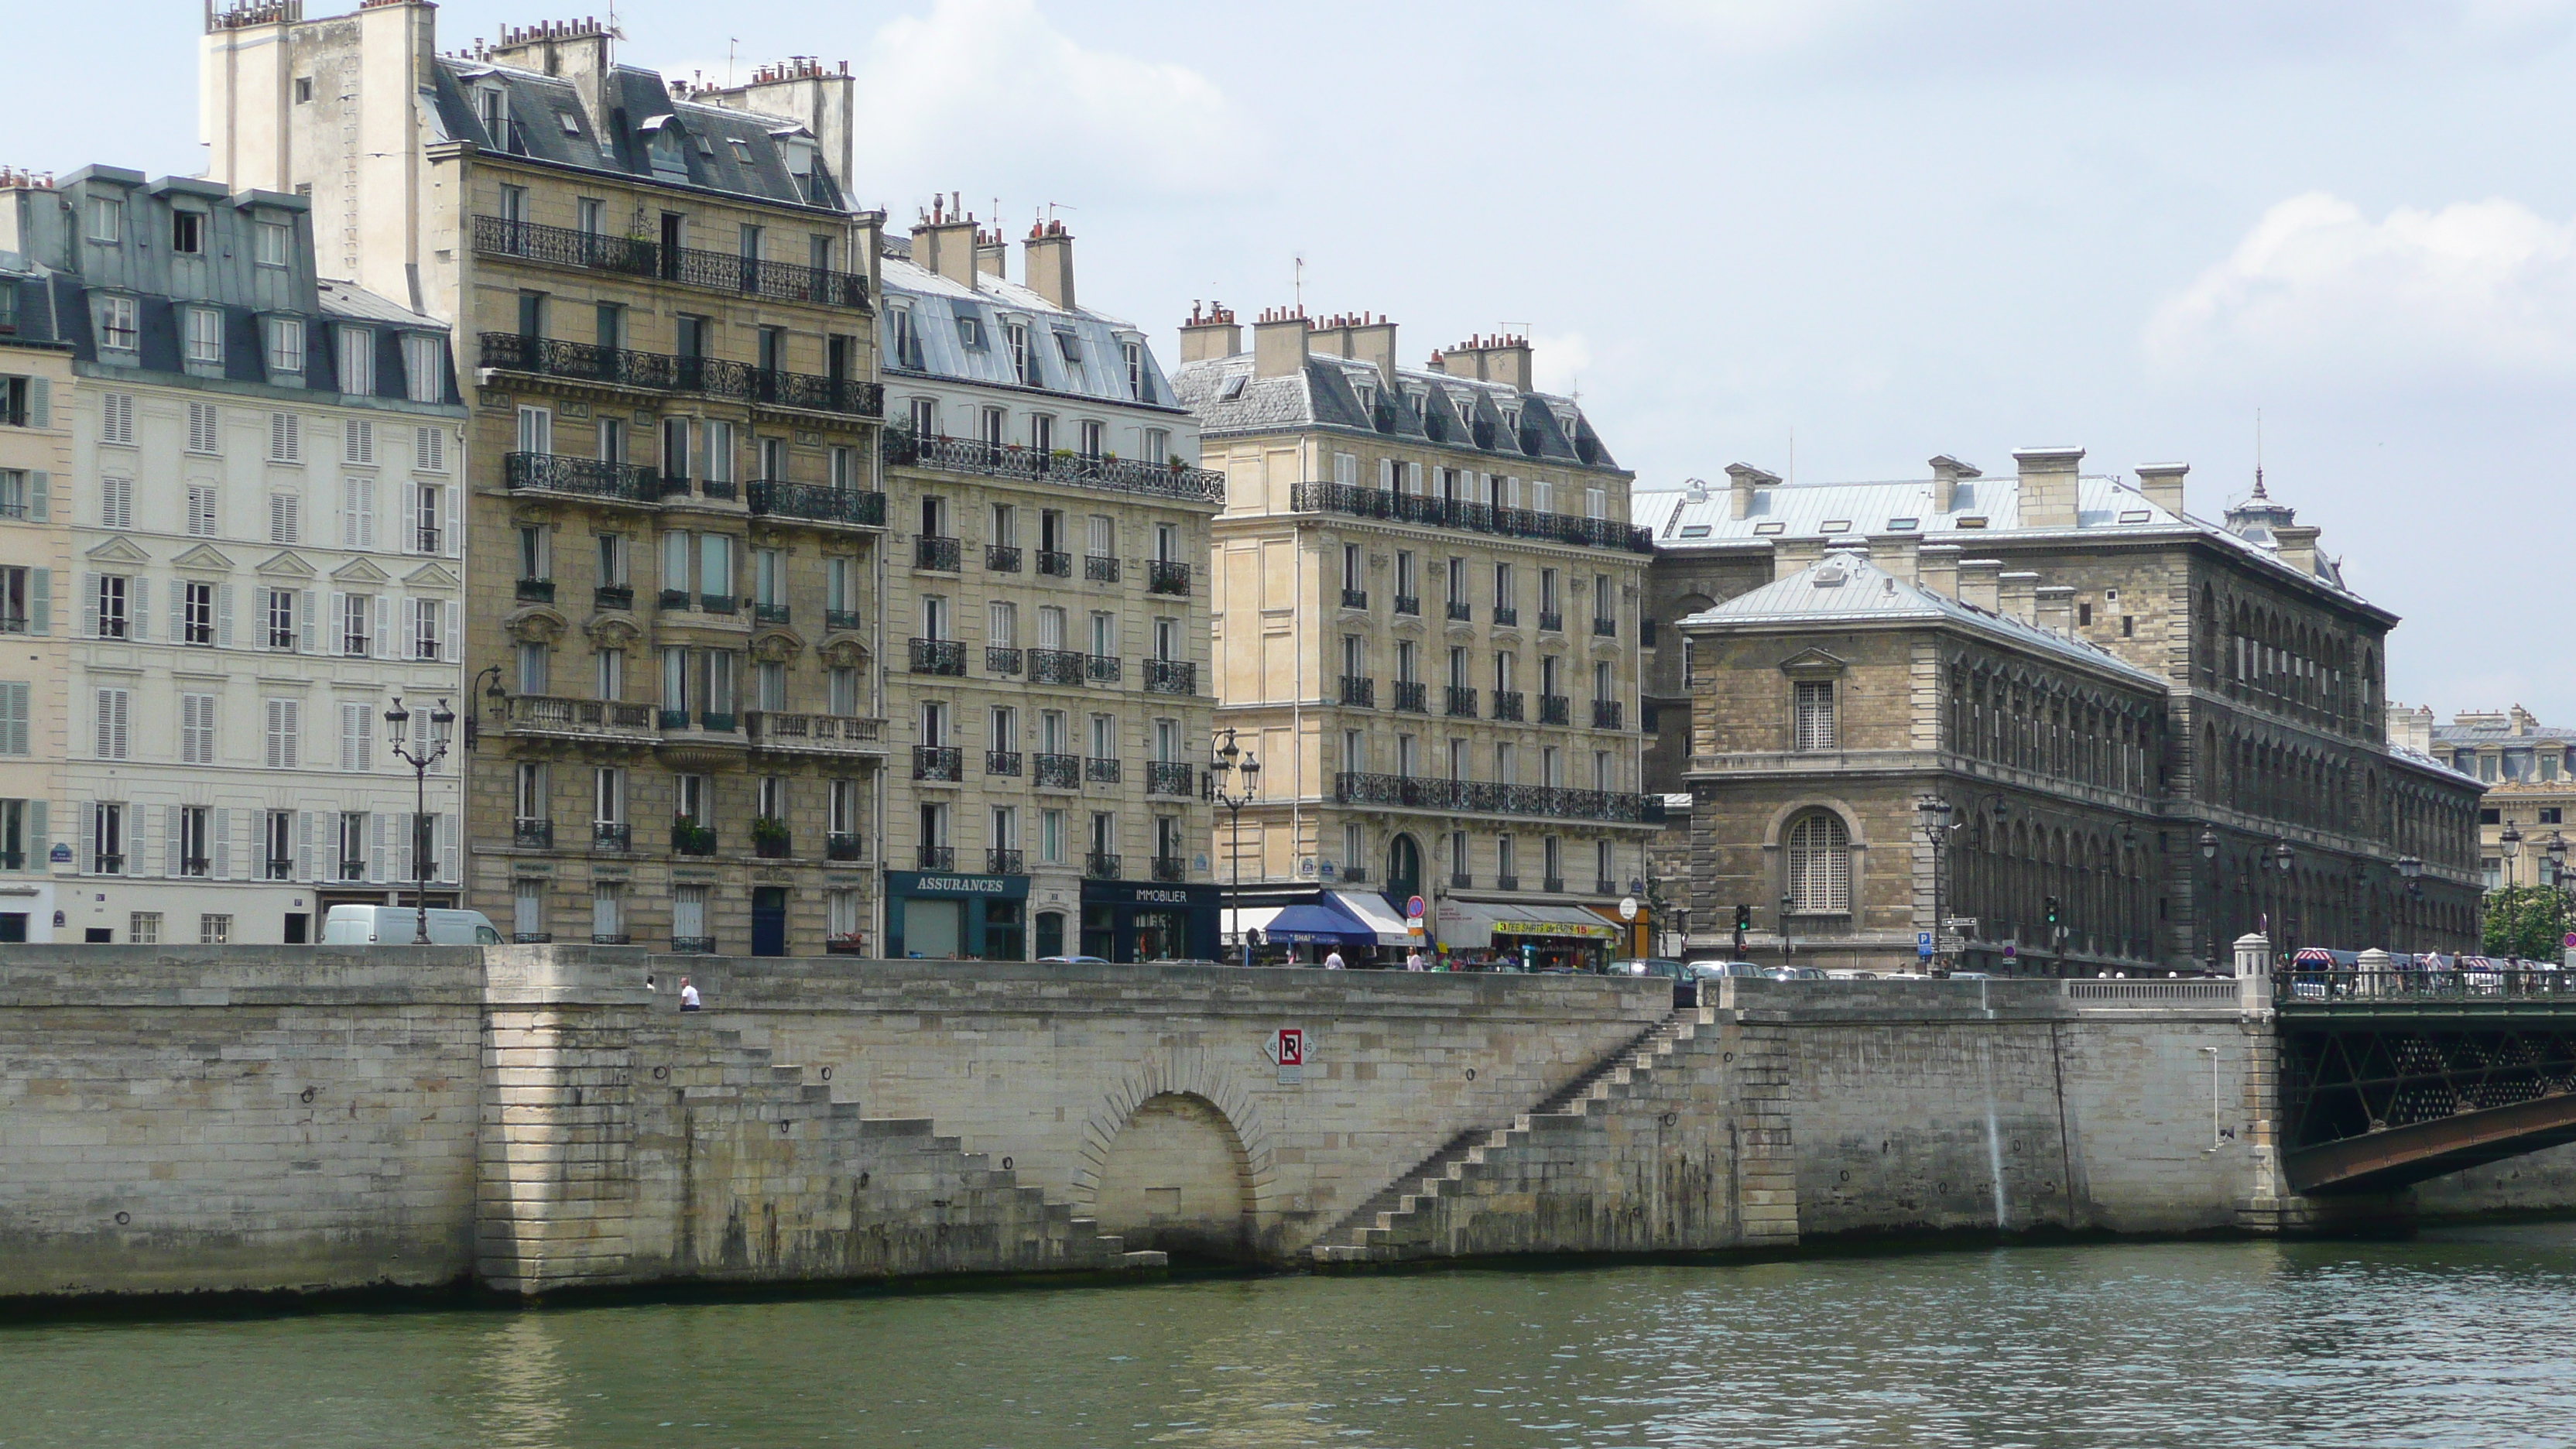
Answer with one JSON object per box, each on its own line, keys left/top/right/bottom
{"left": 2513, "top": 704, "right": 2540, "bottom": 737}
{"left": 1918, "top": 543, "right": 1963, "bottom": 600}
{"left": 1725, "top": 461, "right": 1780, "bottom": 522}
{"left": 909, "top": 198, "right": 981, "bottom": 289}
{"left": 694, "top": 56, "right": 861, "bottom": 204}
{"left": 1436, "top": 333, "right": 1533, "bottom": 393}
{"left": 1772, "top": 537, "right": 1828, "bottom": 581}
{"left": 1930, "top": 454, "right": 1981, "bottom": 514}
{"left": 1179, "top": 300, "right": 1241, "bottom": 364}
{"left": 1998, "top": 570, "right": 2041, "bottom": 624}
{"left": 974, "top": 227, "right": 1007, "bottom": 279}
{"left": 1958, "top": 558, "right": 2003, "bottom": 613}
{"left": 1252, "top": 306, "right": 1309, "bottom": 380}
{"left": 2274, "top": 524, "right": 2321, "bottom": 578}
{"left": 1023, "top": 218, "right": 1077, "bottom": 310}
{"left": 2136, "top": 462, "right": 2188, "bottom": 517}
{"left": 1865, "top": 532, "right": 1920, "bottom": 584}
{"left": 2014, "top": 447, "right": 2083, "bottom": 530}
{"left": 2035, "top": 584, "right": 2077, "bottom": 635}
{"left": 2386, "top": 702, "right": 2435, "bottom": 753}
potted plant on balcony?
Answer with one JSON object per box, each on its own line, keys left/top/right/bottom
{"left": 826, "top": 932, "right": 868, "bottom": 956}
{"left": 670, "top": 814, "right": 717, "bottom": 856}
{"left": 752, "top": 815, "right": 791, "bottom": 859}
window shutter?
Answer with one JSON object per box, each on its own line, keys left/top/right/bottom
{"left": 80, "top": 573, "right": 98, "bottom": 638}
{"left": 300, "top": 589, "right": 317, "bottom": 653}
{"left": 29, "top": 471, "right": 45, "bottom": 522}
{"left": 129, "top": 577, "right": 146, "bottom": 640}
{"left": 29, "top": 375, "right": 46, "bottom": 429}
{"left": 26, "top": 800, "right": 44, "bottom": 872}
{"left": 438, "top": 813, "right": 457, "bottom": 884}
{"left": 169, "top": 584, "right": 183, "bottom": 644}
{"left": 371, "top": 812, "right": 388, "bottom": 881}
{"left": 395, "top": 812, "right": 414, "bottom": 885}
{"left": 216, "top": 584, "right": 235, "bottom": 648}
{"left": 403, "top": 482, "right": 420, "bottom": 552}
{"left": 29, "top": 569, "right": 47, "bottom": 635}
{"left": 446, "top": 600, "right": 460, "bottom": 659}
{"left": 0, "top": 682, "right": 26, "bottom": 755}
{"left": 375, "top": 596, "right": 392, "bottom": 659}
{"left": 79, "top": 804, "right": 94, "bottom": 878}
{"left": 296, "top": 810, "right": 314, "bottom": 880}
{"left": 93, "top": 689, "right": 111, "bottom": 757}
{"left": 164, "top": 804, "right": 181, "bottom": 877}
{"left": 214, "top": 807, "right": 233, "bottom": 879}
{"left": 112, "top": 691, "right": 128, "bottom": 759}
{"left": 265, "top": 700, "right": 285, "bottom": 768}
{"left": 339, "top": 703, "right": 358, "bottom": 771}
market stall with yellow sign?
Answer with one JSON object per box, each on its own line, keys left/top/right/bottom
{"left": 1434, "top": 898, "right": 1622, "bottom": 971}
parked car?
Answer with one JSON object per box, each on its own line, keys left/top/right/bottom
{"left": 1038, "top": 954, "right": 1111, "bottom": 965}
{"left": 320, "top": 905, "right": 502, "bottom": 947}
{"left": 1761, "top": 965, "right": 1828, "bottom": 981}
{"left": 1611, "top": 957, "right": 1690, "bottom": 1004}
{"left": 1824, "top": 969, "right": 1879, "bottom": 981}
{"left": 1678, "top": 960, "right": 1766, "bottom": 1005}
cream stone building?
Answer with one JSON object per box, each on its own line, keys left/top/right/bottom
{"left": 201, "top": 8, "right": 894, "bottom": 954}
{"left": 0, "top": 164, "right": 467, "bottom": 947}
{"left": 2395, "top": 704, "right": 2576, "bottom": 893}
{"left": 874, "top": 208, "right": 1221, "bottom": 961}
{"left": 0, "top": 235, "right": 74, "bottom": 940}
{"left": 1174, "top": 310, "right": 1656, "bottom": 967}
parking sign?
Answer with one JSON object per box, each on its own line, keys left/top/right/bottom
{"left": 1275, "top": 1028, "right": 1303, "bottom": 1067}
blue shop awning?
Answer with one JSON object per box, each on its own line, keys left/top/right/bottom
{"left": 1264, "top": 899, "right": 1375, "bottom": 946}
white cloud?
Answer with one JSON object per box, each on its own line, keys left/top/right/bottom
{"left": 846, "top": 0, "right": 1251, "bottom": 210}
{"left": 2145, "top": 192, "right": 2576, "bottom": 391}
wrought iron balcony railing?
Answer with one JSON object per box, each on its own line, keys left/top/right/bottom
{"left": 1146, "top": 761, "right": 1195, "bottom": 796}
{"left": 1086, "top": 756, "right": 1122, "bottom": 783}
{"left": 1085, "top": 654, "right": 1122, "bottom": 684}
{"left": 827, "top": 832, "right": 865, "bottom": 862}
{"left": 882, "top": 428, "right": 1225, "bottom": 504}
{"left": 1147, "top": 559, "right": 1191, "bottom": 595}
{"left": 987, "top": 848, "right": 1025, "bottom": 875}
{"left": 1592, "top": 616, "right": 1617, "bottom": 638}
{"left": 1595, "top": 876, "right": 1619, "bottom": 896}
{"left": 1447, "top": 599, "right": 1472, "bottom": 622}
{"left": 1143, "top": 658, "right": 1195, "bottom": 695}
{"left": 754, "top": 601, "right": 790, "bottom": 625}
{"left": 755, "top": 830, "right": 792, "bottom": 860}
{"left": 746, "top": 480, "right": 886, "bottom": 528}
{"left": 909, "top": 638, "right": 965, "bottom": 676}
{"left": 912, "top": 745, "right": 962, "bottom": 781}
{"left": 914, "top": 534, "right": 961, "bottom": 571}
{"left": 986, "top": 543, "right": 1023, "bottom": 572}
{"left": 592, "top": 821, "right": 632, "bottom": 852}
{"left": 825, "top": 608, "right": 864, "bottom": 632}
{"left": 1286, "top": 480, "right": 1654, "bottom": 553}
{"left": 1493, "top": 605, "right": 1519, "bottom": 627}
{"left": 1392, "top": 680, "right": 1428, "bottom": 713}
{"left": 472, "top": 214, "right": 874, "bottom": 309}
{"left": 1035, "top": 752, "right": 1081, "bottom": 789}
{"left": 985, "top": 748, "right": 1023, "bottom": 777}
{"left": 670, "top": 822, "right": 718, "bottom": 856}
{"left": 1085, "top": 554, "right": 1121, "bottom": 583}
{"left": 1031, "top": 648, "right": 1085, "bottom": 685}
{"left": 1543, "top": 875, "right": 1565, "bottom": 894}
{"left": 504, "top": 450, "right": 660, "bottom": 503}
{"left": 1444, "top": 685, "right": 1479, "bottom": 718}
{"left": 1152, "top": 855, "right": 1187, "bottom": 882}
{"left": 1037, "top": 549, "right": 1072, "bottom": 577}
{"left": 1495, "top": 873, "right": 1519, "bottom": 891}
{"left": 1539, "top": 694, "right": 1571, "bottom": 725}
{"left": 1340, "top": 587, "right": 1368, "bottom": 610}
{"left": 1084, "top": 851, "right": 1122, "bottom": 880}
{"left": 1339, "top": 676, "right": 1374, "bottom": 708}
{"left": 594, "top": 584, "right": 634, "bottom": 611}
{"left": 1592, "top": 700, "right": 1624, "bottom": 730}
{"left": 986, "top": 646, "right": 1023, "bottom": 676}
{"left": 670, "top": 937, "right": 718, "bottom": 954}
{"left": 916, "top": 844, "right": 955, "bottom": 870}
{"left": 1492, "top": 690, "right": 1525, "bottom": 721}
{"left": 478, "top": 333, "right": 884, "bottom": 418}
{"left": 1332, "top": 772, "right": 1662, "bottom": 824}
{"left": 1539, "top": 610, "right": 1564, "bottom": 633}
{"left": 513, "top": 818, "right": 553, "bottom": 849}
{"left": 1393, "top": 594, "right": 1420, "bottom": 616}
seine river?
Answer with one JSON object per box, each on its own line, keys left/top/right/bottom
{"left": 9, "top": 1227, "right": 2576, "bottom": 1448}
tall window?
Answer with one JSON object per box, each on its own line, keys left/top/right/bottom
{"left": 266, "top": 316, "right": 305, "bottom": 374}
{"left": 1786, "top": 813, "right": 1852, "bottom": 913}
{"left": 1793, "top": 680, "right": 1837, "bottom": 751}
{"left": 337, "top": 327, "right": 375, "bottom": 396}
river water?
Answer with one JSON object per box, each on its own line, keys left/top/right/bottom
{"left": 9, "top": 1226, "right": 2576, "bottom": 1448}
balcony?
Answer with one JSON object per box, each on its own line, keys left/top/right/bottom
{"left": 1143, "top": 658, "right": 1195, "bottom": 695}
{"left": 1593, "top": 616, "right": 1617, "bottom": 639}
{"left": 1086, "top": 654, "right": 1122, "bottom": 684}
{"left": 882, "top": 427, "right": 1226, "bottom": 505}
{"left": 1147, "top": 559, "right": 1191, "bottom": 596}
{"left": 1447, "top": 600, "right": 1472, "bottom": 622}
{"left": 825, "top": 608, "right": 864, "bottom": 632}
{"left": 1492, "top": 690, "right": 1525, "bottom": 722}
{"left": 1493, "top": 605, "right": 1519, "bottom": 628}
{"left": 671, "top": 937, "right": 718, "bottom": 955}
{"left": 1539, "top": 611, "right": 1564, "bottom": 633}
{"left": 513, "top": 818, "right": 553, "bottom": 850}
{"left": 985, "top": 748, "right": 1023, "bottom": 776}
{"left": 1085, "top": 554, "right": 1121, "bottom": 583}
{"left": 1086, "top": 757, "right": 1122, "bottom": 784}
{"left": 656, "top": 474, "right": 695, "bottom": 502}
{"left": 1592, "top": 700, "right": 1624, "bottom": 730}
{"left": 1333, "top": 772, "right": 1663, "bottom": 824}
{"left": 986, "top": 848, "right": 1024, "bottom": 875}
{"left": 659, "top": 588, "right": 690, "bottom": 611}
{"left": 1031, "top": 648, "right": 1085, "bottom": 685}
{"left": 337, "top": 859, "right": 364, "bottom": 881}
{"left": 1037, "top": 549, "right": 1072, "bottom": 577}
{"left": 1340, "top": 587, "right": 1369, "bottom": 610}
{"left": 1339, "top": 676, "right": 1375, "bottom": 708}
{"left": 593, "top": 933, "right": 632, "bottom": 946}
{"left": 1084, "top": 851, "right": 1122, "bottom": 880}
{"left": 1540, "top": 694, "right": 1571, "bottom": 726}
{"left": 514, "top": 577, "right": 555, "bottom": 605}
{"left": 659, "top": 708, "right": 689, "bottom": 729}
{"left": 1285, "top": 479, "right": 1654, "bottom": 554}
{"left": 265, "top": 858, "right": 292, "bottom": 882}
{"left": 1035, "top": 752, "right": 1081, "bottom": 789}
{"left": 593, "top": 822, "right": 632, "bottom": 852}
{"left": 416, "top": 526, "right": 444, "bottom": 554}
{"left": 916, "top": 844, "right": 956, "bottom": 871}
{"left": 478, "top": 332, "right": 886, "bottom": 419}
{"left": 986, "top": 543, "right": 1023, "bottom": 572}
{"left": 471, "top": 214, "right": 873, "bottom": 309}
{"left": 700, "top": 477, "right": 739, "bottom": 502}
{"left": 1394, "top": 594, "right": 1420, "bottom": 617}
{"left": 1146, "top": 761, "right": 1195, "bottom": 796}
{"left": 1451, "top": 871, "right": 1474, "bottom": 889}
{"left": 912, "top": 745, "right": 963, "bottom": 782}
{"left": 827, "top": 831, "right": 865, "bottom": 862}
{"left": 1444, "top": 685, "right": 1479, "bottom": 718}
{"left": 1392, "top": 680, "right": 1428, "bottom": 714}
{"left": 1596, "top": 876, "right": 1619, "bottom": 896}
{"left": 1151, "top": 855, "right": 1187, "bottom": 883}
{"left": 500, "top": 694, "right": 659, "bottom": 745}
{"left": 986, "top": 646, "right": 1024, "bottom": 676}
{"left": 1495, "top": 873, "right": 1519, "bottom": 891}
{"left": 747, "top": 480, "right": 886, "bottom": 529}
{"left": 909, "top": 638, "right": 965, "bottom": 676}
{"left": 754, "top": 601, "right": 791, "bottom": 626}
{"left": 755, "top": 827, "right": 793, "bottom": 860}
{"left": 700, "top": 711, "right": 739, "bottom": 734}
{"left": 594, "top": 584, "right": 634, "bottom": 611}
{"left": 915, "top": 535, "right": 962, "bottom": 571}
{"left": 1543, "top": 875, "right": 1566, "bottom": 894}
{"left": 671, "top": 822, "right": 718, "bottom": 857}
{"left": 745, "top": 711, "right": 885, "bottom": 757}
{"left": 700, "top": 593, "right": 738, "bottom": 615}
{"left": 503, "top": 450, "right": 665, "bottom": 506}
{"left": 513, "top": 933, "right": 553, "bottom": 945}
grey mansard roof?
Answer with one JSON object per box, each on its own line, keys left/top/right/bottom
{"left": 1679, "top": 553, "right": 2168, "bottom": 692}
{"left": 875, "top": 255, "right": 1182, "bottom": 413}
{"left": 1171, "top": 352, "right": 1625, "bottom": 474}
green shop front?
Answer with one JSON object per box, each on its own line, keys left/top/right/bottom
{"left": 1077, "top": 879, "right": 1223, "bottom": 962}
{"left": 885, "top": 871, "right": 1029, "bottom": 961}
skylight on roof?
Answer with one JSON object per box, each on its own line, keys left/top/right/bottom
{"left": 1219, "top": 374, "right": 1248, "bottom": 401}
{"left": 2118, "top": 509, "right": 2153, "bottom": 523}
{"left": 1956, "top": 516, "right": 1989, "bottom": 529}
{"left": 1887, "top": 517, "right": 1919, "bottom": 530}
{"left": 1819, "top": 519, "right": 1851, "bottom": 533}
{"left": 557, "top": 111, "right": 581, "bottom": 135}
{"left": 1678, "top": 524, "right": 1712, "bottom": 539}
{"left": 1753, "top": 522, "right": 1786, "bottom": 536}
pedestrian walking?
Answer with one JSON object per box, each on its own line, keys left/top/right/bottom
{"left": 1405, "top": 948, "right": 1425, "bottom": 971}
{"left": 1323, "top": 948, "right": 1345, "bottom": 971}
{"left": 679, "top": 976, "right": 701, "bottom": 1012}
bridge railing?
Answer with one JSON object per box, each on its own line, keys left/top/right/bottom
{"left": 2274, "top": 967, "right": 2576, "bottom": 1003}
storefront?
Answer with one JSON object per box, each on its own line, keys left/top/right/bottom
{"left": 885, "top": 870, "right": 1029, "bottom": 961}
{"left": 1080, "top": 879, "right": 1222, "bottom": 962}
{"left": 1435, "top": 897, "right": 1623, "bottom": 971}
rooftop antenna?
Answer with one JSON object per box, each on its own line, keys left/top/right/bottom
{"left": 1293, "top": 255, "right": 1304, "bottom": 313}
{"left": 725, "top": 38, "right": 738, "bottom": 88}
{"left": 2252, "top": 407, "right": 2266, "bottom": 499}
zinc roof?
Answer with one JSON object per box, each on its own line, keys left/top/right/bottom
{"left": 876, "top": 256, "right": 1177, "bottom": 410}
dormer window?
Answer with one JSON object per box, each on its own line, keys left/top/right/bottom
{"left": 255, "top": 219, "right": 292, "bottom": 268}
{"left": 171, "top": 211, "right": 205, "bottom": 255}
{"left": 646, "top": 122, "right": 687, "bottom": 180}
{"left": 93, "top": 295, "right": 139, "bottom": 355}
{"left": 557, "top": 110, "right": 582, "bottom": 136}
{"left": 1218, "top": 373, "right": 1248, "bottom": 401}
{"left": 87, "top": 196, "right": 122, "bottom": 245}
{"left": 1122, "top": 337, "right": 1146, "bottom": 399}
{"left": 476, "top": 87, "right": 509, "bottom": 146}
{"left": 955, "top": 313, "right": 987, "bottom": 351}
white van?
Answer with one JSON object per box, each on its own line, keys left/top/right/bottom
{"left": 320, "top": 904, "right": 504, "bottom": 946}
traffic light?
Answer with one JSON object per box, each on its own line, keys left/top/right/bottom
{"left": 1735, "top": 903, "right": 1753, "bottom": 930}
{"left": 2043, "top": 896, "right": 2060, "bottom": 927}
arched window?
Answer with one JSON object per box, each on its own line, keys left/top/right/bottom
{"left": 1786, "top": 812, "right": 1851, "bottom": 913}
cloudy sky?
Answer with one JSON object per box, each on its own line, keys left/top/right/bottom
{"left": 11, "top": 0, "right": 2574, "bottom": 718}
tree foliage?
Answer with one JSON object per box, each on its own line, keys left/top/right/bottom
{"left": 2482, "top": 886, "right": 2571, "bottom": 961}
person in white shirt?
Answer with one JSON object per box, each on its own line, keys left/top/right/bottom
{"left": 679, "top": 977, "right": 702, "bottom": 1012}
{"left": 1405, "top": 949, "right": 1425, "bottom": 971}
{"left": 1323, "top": 949, "right": 1346, "bottom": 971}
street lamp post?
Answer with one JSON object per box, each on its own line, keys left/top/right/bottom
{"left": 384, "top": 697, "right": 456, "bottom": 946}
{"left": 1207, "top": 728, "right": 1261, "bottom": 968}
{"left": 1913, "top": 793, "right": 2009, "bottom": 975}
{"left": 2500, "top": 819, "right": 2523, "bottom": 891}
{"left": 2271, "top": 839, "right": 2297, "bottom": 965}
{"left": 2396, "top": 853, "right": 2424, "bottom": 954}
{"left": 2199, "top": 829, "right": 2221, "bottom": 969}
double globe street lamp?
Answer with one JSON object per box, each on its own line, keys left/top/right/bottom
{"left": 384, "top": 697, "right": 455, "bottom": 946}
{"left": 1207, "top": 728, "right": 1260, "bottom": 967}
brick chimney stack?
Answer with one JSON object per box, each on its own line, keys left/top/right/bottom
{"left": 1023, "top": 218, "right": 1074, "bottom": 310}
{"left": 909, "top": 194, "right": 980, "bottom": 289}
{"left": 1179, "top": 301, "right": 1240, "bottom": 364}
{"left": 1252, "top": 306, "right": 1309, "bottom": 379}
